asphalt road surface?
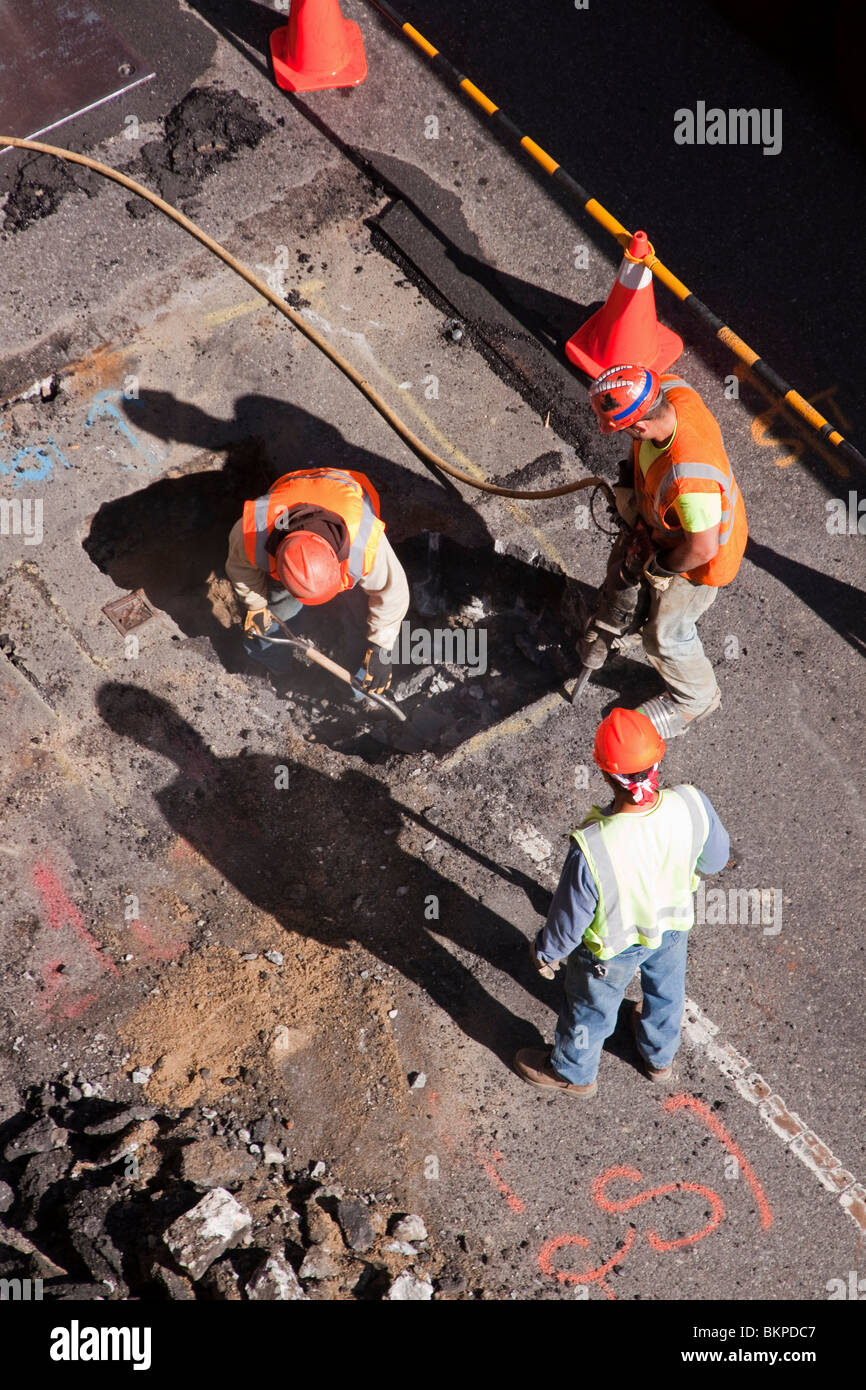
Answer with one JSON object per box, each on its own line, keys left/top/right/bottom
{"left": 0, "top": 0, "right": 864, "bottom": 1334}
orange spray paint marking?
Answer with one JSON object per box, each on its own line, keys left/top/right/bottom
{"left": 538, "top": 1225, "right": 638, "bottom": 1299}
{"left": 32, "top": 863, "right": 118, "bottom": 975}
{"left": 809, "top": 386, "right": 852, "bottom": 433}
{"left": 440, "top": 1131, "right": 461, "bottom": 1163}
{"left": 592, "top": 1166, "right": 724, "bottom": 1250}
{"left": 474, "top": 1148, "right": 525, "bottom": 1214}
{"left": 663, "top": 1093, "right": 773, "bottom": 1230}
{"left": 751, "top": 408, "right": 803, "bottom": 469}
{"left": 751, "top": 383, "right": 850, "bottom": 472}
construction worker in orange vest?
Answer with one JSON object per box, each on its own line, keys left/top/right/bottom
{"left": 581, "top": 365, "right": 748, "bottom": 739}
{"left": 226, "top": 466, "right": 409, "bottom": 694}
{"left": 515, "top": 707, "right": 730, "bottom": 1097}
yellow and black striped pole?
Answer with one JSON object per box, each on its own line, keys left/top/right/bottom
{"left": 366, "top": 0, "right": 865, "bottom": 473}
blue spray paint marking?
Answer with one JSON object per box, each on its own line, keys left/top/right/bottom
{"left": 84, "top": 390, "right": 166, "bottom": 469}
{"left": 0, "top": 438, "right": 71, "bottom": 488}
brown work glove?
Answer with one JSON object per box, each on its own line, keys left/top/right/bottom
{"left": 529, "top": 939, "right": 561, "bottom": 980}
{"left": 355, "top": 645, "right": 394, "bottom": 695}
{"left": 642, "top": 554, "right": 677, "bottom": 592}
{"left": 622, "top": 521, "right": 655, "bottom": 580}
{"left": 243, "top": 607, "right": 273, "bottom": 638}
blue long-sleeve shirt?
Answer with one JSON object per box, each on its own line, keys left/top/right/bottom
{"left": 535, "top": 788, "right": 730, "bottom": 964}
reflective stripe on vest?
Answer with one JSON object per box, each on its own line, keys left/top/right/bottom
{"left": 347, "top": 493, "right": 378, "bottom": 582}
{"left": 573, "top": 786, "right": 710, "bottom": 960}
{"left": 272, "top": 467, "right": 377, "bottom": 582}
{"left": 671, "top": 783, "right": 708, "bottom": 872}
{"left": 654, "top": 462, "right": 741, "bottom": 546}
{"left": 637, "top": 376, "right": 747, "bottom": 584}
{"left": 252, "top": 494, "right": 272, "bottom": 573}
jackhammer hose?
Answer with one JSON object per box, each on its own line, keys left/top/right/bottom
{"left": 0, "top": 135, "right": 614, "bottom": 507}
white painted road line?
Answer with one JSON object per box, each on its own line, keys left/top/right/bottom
{"left": 683, "top": 996, "right": 866, "bottom": 1232}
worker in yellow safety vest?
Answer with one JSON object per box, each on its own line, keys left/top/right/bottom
{"left": 514, "top": 708, "right": 730, "bottom": 1098}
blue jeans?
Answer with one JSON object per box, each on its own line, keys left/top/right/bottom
{"left": 550, "top": 929, "right": 689, "bottom": 1085}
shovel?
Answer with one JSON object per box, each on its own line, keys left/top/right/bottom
{"left": 264, "top": 614, "right": 408, "bottom": 722}
{"left": 264, "top": 616, "right": 453, "bottom": 753}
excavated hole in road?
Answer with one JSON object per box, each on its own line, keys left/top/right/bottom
{"left": 237, "top": 532, "right": 586, "bottom": 761}
{"left": 83, "top": 458, "right": 585, "bottom": 761}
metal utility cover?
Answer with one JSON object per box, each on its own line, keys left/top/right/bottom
{"left": 0, "top": 1, "right": 154, "bottom": 143}
{"left": 102, "top": 589, "right": 156, "bottom": 635}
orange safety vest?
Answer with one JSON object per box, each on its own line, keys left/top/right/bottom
{"left": 242, "top": 468, "right": 385, "bottom": 591}
{"left": 631, "top": 375, "right": 748, "bottom": 587}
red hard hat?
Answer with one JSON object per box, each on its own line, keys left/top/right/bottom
{"left": 275, "top": 532, "right": 342, "bottom": 605}
{"left": 593, "top": 707, "right": 666, "bottom": 774}
{"left": 589, "top": 364, "right": 661, "bottom": 433}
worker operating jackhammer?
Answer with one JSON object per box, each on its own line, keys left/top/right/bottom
{"left": 226, "top": 465, "right": 409, "bottom": 696}
{"left": 514, "top": 708, "right": 730, "bottom": 1097}
{"left": 576, "top": 365, "right": 748, "bottom": 738}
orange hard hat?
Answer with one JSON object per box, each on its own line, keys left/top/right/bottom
{"left": 589, "top": 364, "right": 661, "bottom": 433}
{"left": 593, "top": 707, "right": 666, "bottom": 774}
{"left": 275, "top": 531, "right": 342, "bottom": 604}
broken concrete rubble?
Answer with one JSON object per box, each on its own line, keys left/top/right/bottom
{"left": 336, "top": 1198, "right": 376, "bottom": 1253}
{"left": 246, "top": 1252, "right": 307, "bottom": 1301}
{"left": 0, "top": 1081, "right": 443, "bottom": 1299}
{"left": 163, "top": 1187, "right": 252, "bottom": 1282}
{"left": 4, "top": 1116, "right": 68, "bottom": 1160}
{"left": 387, "top": 1272, "right": 435, "bottom": 1301}
{"left": 303, "top": 1197, "right": 343, "bottom": 1251}
{"left": 391, "top": 1214, "right": 428, "bottom": 1244}
{"left": 179, "top": 1137, "right": 258, "bottom": 1191}
{"left": 298, "top": 1245, "right": 341, "bottom": 1281}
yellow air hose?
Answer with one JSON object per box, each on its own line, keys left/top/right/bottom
{"left": 0, "top": 135, "right": 614, "bottom": 507}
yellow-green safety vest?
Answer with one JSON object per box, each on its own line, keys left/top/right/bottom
{"left": 573, "top": 785, "right": 710, "bottom": 961}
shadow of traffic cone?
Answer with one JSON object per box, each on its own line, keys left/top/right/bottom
{"left": 565, "top": 231, "right": 683, "bottom": 377}
{"left": 270, "top": 0, "right": 367, "bottom": 93}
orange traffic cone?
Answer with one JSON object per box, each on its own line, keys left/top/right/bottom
{"left": 270, "top": 0, "right": 367, "bottom": 93}
{"left": 565, "top": 231, "right": 683, "bottom": 377}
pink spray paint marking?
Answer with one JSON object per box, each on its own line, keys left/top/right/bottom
{"left": 32, "top": 863, "right": 119, "bottom": 976}
{"left": 129, "top": 919, "right": 188, "bottom": 963}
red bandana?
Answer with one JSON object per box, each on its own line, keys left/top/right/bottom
{"left": 609, "top": 763, "right": 660, "bottom": 805}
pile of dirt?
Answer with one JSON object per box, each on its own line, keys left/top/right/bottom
{"left": 0, "top": 1080, "right": 444, "bottom": 1300}
{"left": 117, "top": 938, "right": 403, "bottom": 1111}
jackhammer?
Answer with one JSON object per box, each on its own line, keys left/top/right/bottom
{"left": 570, "top": 509, "right": 655, "bottom": 706}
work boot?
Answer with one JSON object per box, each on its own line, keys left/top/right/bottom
{"left": 637, "top": 689, "right": 721, "bottom": 740}
{"left": 630, "top": 1004, "right": 674, "bottom": 1082}
{"left": 513, "top": 1048, "right": 598, "bottom": 1097}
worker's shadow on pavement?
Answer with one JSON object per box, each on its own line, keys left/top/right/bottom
{"left": 97, "top": 683, "right": 551, "bottom": 1066}
{"left": 746, "top": 538, "right": 866, "bottom": 658}
{"left": 83, "top": 391, "right": 492, "bottom": 671}
{"left": 181, "top": 0, "right": 276, "bottom": 81}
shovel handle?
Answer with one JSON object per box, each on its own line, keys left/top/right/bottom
{"left": 267, "top": 616, "right": 407, "bottom": 723}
